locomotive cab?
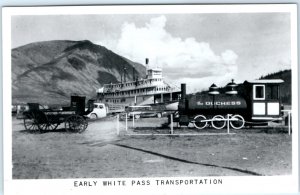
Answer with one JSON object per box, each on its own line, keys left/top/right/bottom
{"left": 243, "top": 79, "right": 284, "bottom": 122}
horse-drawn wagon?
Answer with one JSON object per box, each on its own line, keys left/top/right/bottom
{"left": 22, "top": 96, "right": 94, "bottom": 133}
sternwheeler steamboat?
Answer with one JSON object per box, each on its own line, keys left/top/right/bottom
{"left": 97, "top": 59, "right": 181, "bottom": 113}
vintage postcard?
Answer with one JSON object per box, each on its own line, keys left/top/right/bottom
{"left": 2, "top": 4, "right": 298, "bottom": 194}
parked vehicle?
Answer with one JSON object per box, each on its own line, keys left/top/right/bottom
{"left": 177, "top": 79, "right": 284, "bottom": 129}
{"left": 125, "top": 105, "right": 166, "bottom": 119}
{"left": 87, "top": 103, "right": 107, "bottom": 119}
{"left": 21, "top": 96, "right": 94, "bottom": 133}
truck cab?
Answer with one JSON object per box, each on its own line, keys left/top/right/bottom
{"left": 87, "top": 103, "right": 107, "bottom": 119}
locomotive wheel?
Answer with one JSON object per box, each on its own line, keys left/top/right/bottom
{"left": 23, "top": 113, "right": 39, "bottom": 132}
{"left": 230, "top": 115, "right": 245, "bottom": 129}
{"left": 211, "top": 115, "right": 226, "bottom": 129}
{"left": 65, "top": 115, "right": 87, "bottom": 133}
{"left": 194, "top": 115, "right": 207, "bottom": 129}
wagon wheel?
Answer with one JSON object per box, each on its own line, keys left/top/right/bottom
{"left": 45, "top": 115, "right": 59, "bottom": 131}
{"left": 38, "top": 120, "right": 59, "bottom": 132}
{"left": 35, "top": 111, "right": 58, "bottom": 133}
{"left": 46, "top": 123, "right": 59, "bottom": 131}
{"left": 23, "top": 112, "right": 39, "bottom": 132}
{"left": 28, "top": 111, "right": 54, "bottom": 133}
{"left": 35, "top": 111, "right": 46, "bottom": 132}
{"left": 83, "top": 117, "right": 88, "bottom": 130}
{"left": 65, "top": 115, "right": 88, "bottom": 133}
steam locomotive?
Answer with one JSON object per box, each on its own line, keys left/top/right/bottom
{"left": 177, "top": 79, "right": 284, "bottom": 129}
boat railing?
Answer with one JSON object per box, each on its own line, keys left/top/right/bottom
{"left": 104, "top": 89, "right": 178, "bottom": 98}
{"left": 106, "top": 81, "right": 165, "bottom": 91}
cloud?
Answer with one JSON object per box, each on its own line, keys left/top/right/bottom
{"left": 103, "top": 15, "right": 239, "bottom": 92}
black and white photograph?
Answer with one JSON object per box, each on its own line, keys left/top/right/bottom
{"left": 2, "top": 4, "right": 298, "bottom": 194}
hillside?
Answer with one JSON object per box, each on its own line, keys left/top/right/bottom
{"left": 12, "top": 40, "right": 146, "bottom": 105}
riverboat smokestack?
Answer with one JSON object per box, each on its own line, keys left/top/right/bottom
{"left": 132, "top": 67, "right": 135, "bottom": 81}
{"left": 145, "top": 58, "right": 149, "bottom": 78}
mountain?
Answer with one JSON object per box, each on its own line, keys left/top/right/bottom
{"left": 12, "top": 40, "right": 146, "bottom": 105}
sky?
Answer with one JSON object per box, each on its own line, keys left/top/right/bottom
{"left": 11, "top": 13, "right": 291, "bottom": 92}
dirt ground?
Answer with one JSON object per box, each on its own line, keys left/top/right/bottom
{"left": 12, "top": 116, "right": 292, "bottom": 179}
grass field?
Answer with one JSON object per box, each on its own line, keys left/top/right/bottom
{"left": 12, "top": 116, "right": 292, "bottom": 179}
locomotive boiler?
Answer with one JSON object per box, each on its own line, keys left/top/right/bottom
{"left": 178, "top": 79, "right": 284, "bottom": 129}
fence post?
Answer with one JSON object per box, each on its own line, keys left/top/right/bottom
{"left": 125, "top": 113, "right": 128, "bottom": 132}
{"left": 132, "top": 113, "right": 135, "bottom": 128}
{"left": 170, "top": 114, "right": 174, "bottom": 135}
{"left": 117, "top": 114, "right": 120, "bottom": 135}
{"left": 227, "top": 114, "right": 230, "bottom": 134}
{"left": 288, "top": 111, "right": 291, "bottom": 135}
{"left": 283, "top": 110, "right": 292, "bottom": 135}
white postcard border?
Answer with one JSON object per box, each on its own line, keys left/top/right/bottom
{"left": 2, "top": 4, "right": 298, "bottom": 195}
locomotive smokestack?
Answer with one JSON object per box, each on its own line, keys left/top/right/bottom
{"left": 181, "top": 83, "right": 186, "bottom": 100}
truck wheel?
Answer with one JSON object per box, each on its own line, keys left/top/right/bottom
{"left": 90, "top": 113, "right": 97, "bottom": 119}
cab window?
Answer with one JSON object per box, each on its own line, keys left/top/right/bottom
{"left": 266, "top": 85, "right": 279, "bottom": 100}
{"left": 253, "top": 85, "right": 265, "bottom": 100}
